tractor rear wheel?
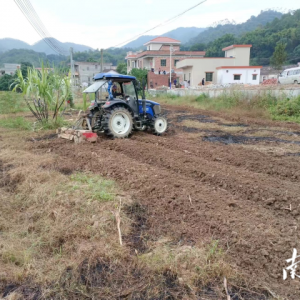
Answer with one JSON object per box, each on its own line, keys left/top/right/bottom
{"left": 104, "top": 106, "right": 133, "bottom": 138}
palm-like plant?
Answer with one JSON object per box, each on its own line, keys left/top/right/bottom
{"left": 12, "top": 63, "right": 71, "bottom": 124}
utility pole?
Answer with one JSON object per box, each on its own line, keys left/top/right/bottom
{"left": 101, "top": 49, "right": 104, "bottom": 72}
{"left": 70, "top": 47, "right": 75, "bottom": 105}
{"left": 170, "top": 45, "right": 173, "bottom": 89}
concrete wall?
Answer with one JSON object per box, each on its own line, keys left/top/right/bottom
{"left": 217, "top": 68, "right": 260, "bottom": 85}
{"left": 149, "top": 43, "right": 162, "bottom": 50}
{"left": 166, "top": 88, "right": 300, "bottom": 99}
{"left": 224, "top": 48, "right": 250, "bottom": 66}
{"left": 177, "top": 58, "right": 236, "bottom": 85}
{"left": 4, "top": 63, "right": 21, "bottom": 75}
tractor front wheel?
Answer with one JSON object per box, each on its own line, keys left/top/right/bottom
{"left": 104, "top": 107, "right": 133, "bottom": 138}
{"left": 152, "top": 117, "right": 167, "bottom": 135}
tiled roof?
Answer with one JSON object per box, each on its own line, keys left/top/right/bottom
{"left": 216, "top": 66, "right": 262, "bottom": 69}
{"left": 222, "top": 45, "right": 252, "bottom": 51}
{"left": 144, "top": 37, "right": 181, "bottom": 45}
{"left": 125, "top": 54, "right": 138, "bottom": 59}
{"left": 135, "top": 50, "right": 205, "bottom": 58}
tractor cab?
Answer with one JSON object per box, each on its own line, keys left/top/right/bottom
{"left": 82, "top": 73, "right": 167, "bottom": 138}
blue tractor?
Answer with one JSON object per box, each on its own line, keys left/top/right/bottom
{"left": 82, "top": 73, "right": 167, "bottom": 138}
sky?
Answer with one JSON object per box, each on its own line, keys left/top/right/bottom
{"left": 0, "top": 0, "right": 299, "bottom": 49}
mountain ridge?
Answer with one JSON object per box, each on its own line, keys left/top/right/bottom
{"left": 0, "top": 37, "right": 93, "bottom": 55}
{"left": 121, "top": 27, "right": 206, "bottom": 49}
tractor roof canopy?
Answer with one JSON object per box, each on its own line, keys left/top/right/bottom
{"left": 94, "top": 73, "right": 136, "bottom": 82}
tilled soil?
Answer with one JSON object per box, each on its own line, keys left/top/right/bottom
{"left": 29, "top": 105, "right": 300, "bottom": 299}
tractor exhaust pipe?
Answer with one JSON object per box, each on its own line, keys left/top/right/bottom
{"left": 142, "top": 78, "right": 146, "bottom": 115}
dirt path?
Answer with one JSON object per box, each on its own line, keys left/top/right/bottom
{"left": 28, "top": 105, "right": 300, "bottom": 299}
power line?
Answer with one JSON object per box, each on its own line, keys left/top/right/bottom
{"left": 21, "top": 0, "right": 67, "bottom": 55}
{"left": 23, "top": 0, "right": 67, "bottom": 54}
{"left": 14, "top": 0, "right": 68, "bottom": 56}
{"left": 110, "top": 0, "right": 207, "bottom": 48}
{"left": 15, "top": 0, "right": 64, "bottom": 55}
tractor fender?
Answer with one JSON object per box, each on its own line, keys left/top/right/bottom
{"left": 102, "top": 101, "right": 134, "bottom": 115}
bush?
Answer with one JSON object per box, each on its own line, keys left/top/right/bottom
{"left": 195, "top": 93, "right": 209, "bottom": 102}
{"left": 271, "top": 96, "right": 300, "bottom": 117}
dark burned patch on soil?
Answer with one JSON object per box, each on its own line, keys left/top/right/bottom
{"left": 285, "top": 152, "right": 300, "bottom": 157}
{"left": 219, "top": 123, "right": 248, "bottom": 127}
{"left": 203, "top": 133, "right": 300, "bottom": 145}
{"left": 0, "top": 160, "right": 23, "bottom": 192}
{"left": 176, "top": 113, "right": 216, "bottom": 124}
{"left": 39, "top": 162, "right": 74, "bottom": 175}
{"left": 123, "top": 202, "right": 149, "bottom": 254}
{"left": 2, "top": 284, "right": 41, "bottom": 300}
{"left": 57, "top": 257, "right": 189, "bottom": 299}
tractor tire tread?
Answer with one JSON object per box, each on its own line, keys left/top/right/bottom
{"left": 103, "top": 106, "right": 133, "bottom": 138}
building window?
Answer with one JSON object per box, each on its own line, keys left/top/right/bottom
{"left": 174, "top": 60, "right": 179, "bottom": 67}
{"left": 128, "top": 60, "right": 130, "bottom": 67}
{"left": 87, "top": 67, "right": 89, "bottom": 71}
{"left": 206, "top": 72, "right": 213, "bottom": 82}
{"left": 161, "top": 59, "right": 166, "bottom": 67}
{"left": 184, "top": 74, "right": 186, "bottom": 81}
{"left": 234, "top": 75, "right": 241, "bottom": 80}
{"left": 132, "top": 61, "right": 135, "bottom": 68}
{"left": 95, "top": 65, "right": 97, "bottom": 69}
{"left": 252, "top": 74, "right": 257, "bottom": 80}
{"left": 88, "top": 77, "right": 90, "bottom": 82}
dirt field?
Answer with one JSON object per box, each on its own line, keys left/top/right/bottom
{"left": 2, "top": 104, "right": 300, "bottom": 299}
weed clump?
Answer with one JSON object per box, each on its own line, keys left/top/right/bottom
{"left": 270, "top": 96, "right": 300, "bottom": 119}
{"left": 70, "top": 172, "right": 115, "bottom": 202}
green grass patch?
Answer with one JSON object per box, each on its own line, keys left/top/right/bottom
{"left": 0, "top": 116, "right": 32, "bottom": 130}
{"left": 0, "top": 91, "right": 28, "bottom": 114}
{"left": 152, "top": 91, "right": 300, "bottom": 123}
{"left": 70, "top": 172, "right": 115, "bottom": 202}
{"left": 38, "top": 116, "right": 71, "bottom": 130}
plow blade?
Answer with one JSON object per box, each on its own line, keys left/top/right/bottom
{"left": 57, "top": 127, "right": 97, "bottom": 143}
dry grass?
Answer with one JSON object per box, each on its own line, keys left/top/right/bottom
{"left": 0, "top": 147, "right": 132, "bottom": 287}
{"left": 139, "top": 239, "right": 237, "bottom": 289}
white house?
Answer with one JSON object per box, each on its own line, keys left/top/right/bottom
{"left": 216, "top": 66, "right": 262, "bottom": 85}
{"left": 176, "top": 45, "right": 262, "bottom": 86}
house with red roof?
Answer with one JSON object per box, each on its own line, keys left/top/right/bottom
{"left": 125, "top": 37, "right": 205, "bottom": 87}
{"left": 125, "top": 38, "right": 262, "bottom": 87}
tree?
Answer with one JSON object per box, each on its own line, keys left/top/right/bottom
{"left": 116, "top": 62, "right": 127, "bottom": 75}
{"left": 129, "top": 68, "right": 148, "bottom": 84}
{"left": 20, "top": 61, "right": 33, "bottom": 78}
{"left": 270, "top": 43, "right": 287, "bottom": 70}
{"left": 0, "top": 74, "right": 15, "bottom": 91}
{"left": 190, "top": 43, "right": 206, "bottom": 51}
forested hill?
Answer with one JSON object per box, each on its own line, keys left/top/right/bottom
{"left": 199, "top": 9, "right": 300, "bottom": 66}
{"left": 0, "top": 49, "right": 67, "bottom": 67}
{"left": 189, "top": 10, "right": 283, "bottom": 45}
{"left": 122, "top": 27, "right": 206, "bottom": 49}
{"left": 0, "top": 48, "right": 130, "bottom": 68}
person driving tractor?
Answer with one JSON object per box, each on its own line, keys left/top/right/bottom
{"left": 112, "top": 84, "right": 124, "bottom": 98}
